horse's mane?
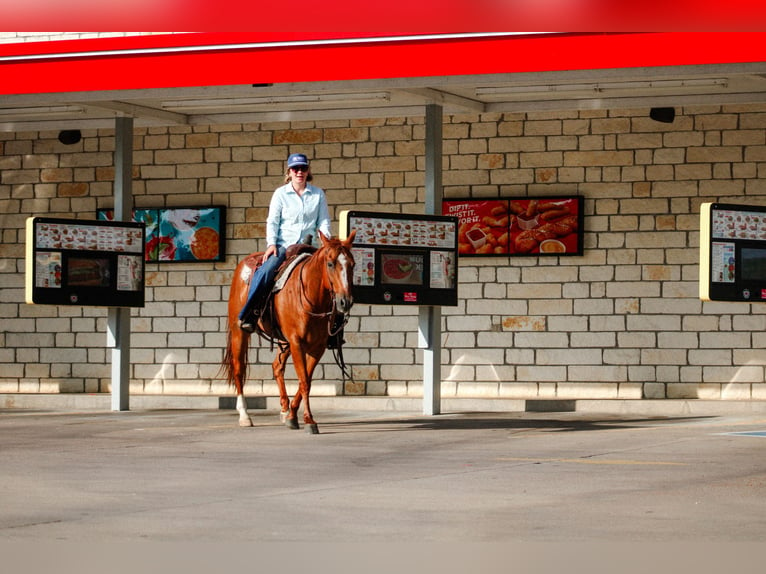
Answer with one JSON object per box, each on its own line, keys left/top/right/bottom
{"left": 321, "top": 234, "right": 353, "bottom": 259}
{"left": 299, "top": 235, "right": 353, "bottom": 274}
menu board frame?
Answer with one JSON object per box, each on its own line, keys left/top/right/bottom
{"left": 26, "top": 216, "right": 146, "bottom": 308}
{"left": 700, "top": 202, "right": 766, "bottom": 303}
{"left": 339, "top": 210, "right": 459, "bottom": 306}
{"left": 442, "top": 196, "right": 584, "bottom": 257}
{"left": 97, "top": 206, "right": 226, "bottom": 263}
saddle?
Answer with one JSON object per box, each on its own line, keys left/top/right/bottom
{"left": 243, "top": 242, "right": 317, "bottom": 285}
{"left": 273, "top": 246, "right": 316, "bottom": 290}
{"left": 285, "top": 242, "right": 317, "bottom": 259}
{"left": 245, "top": 239, "right": 318, "bottom": 343}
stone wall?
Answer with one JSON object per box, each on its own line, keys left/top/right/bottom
{"left": 1, "top": 105, "right": 766, "bottom": 401}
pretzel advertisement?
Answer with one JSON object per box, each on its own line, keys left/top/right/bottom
{"left": 443, "top": 197, "right": 584, "bottom": 257}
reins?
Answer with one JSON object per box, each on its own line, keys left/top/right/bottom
{"left": 296, "top": 244, "right": 353, "bottom": 382}
{"left": 297, "top": 246, "right": 350, "bottom": 336}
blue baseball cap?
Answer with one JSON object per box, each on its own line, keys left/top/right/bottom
{"left": 287, "top": 153, "right": 309, "bottom": 168}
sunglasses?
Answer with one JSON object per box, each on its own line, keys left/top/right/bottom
{"left": 290, "top": 165, "right": 308, "bottom": 173}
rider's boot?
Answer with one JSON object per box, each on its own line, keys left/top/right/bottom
{"left": 239, "top": 293, "right": 262, "bottom": 333}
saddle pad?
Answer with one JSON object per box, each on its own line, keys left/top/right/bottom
{"left": 272, "top": 253, "right": 311, "bottom": 293}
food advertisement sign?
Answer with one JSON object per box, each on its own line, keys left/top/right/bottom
{"left": 443, "top": 197, "right": 584, "bottom": 257}
{"left": 26, "top": 216, "right": 145, "bottom": 308}
{"left": 339, "top": 210, "right": 458, "bottom": 306}
{"left": 700, "top": 202, "right": 766, "bottom": 302}
{"left": 97, "top": 206, "right": 226, "bottom": 263}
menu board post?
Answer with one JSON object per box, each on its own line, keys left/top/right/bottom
{"left": 700, "top": 202, "right": 766, "bottom": 302}
{"left": 339, "top": 210, "right": 459, "bottom": 307}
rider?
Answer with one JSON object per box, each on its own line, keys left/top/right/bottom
{"left": 238, "top": 152, "right": 332, "bottom": 332}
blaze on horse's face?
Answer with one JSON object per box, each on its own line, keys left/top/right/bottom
{"left": 320, "top": 230, "right": 356, "bottom": 315}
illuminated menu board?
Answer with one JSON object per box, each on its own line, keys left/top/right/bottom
{"left": 700, "top": 203, "right": 766, "bottom": 302}
{"left": 26, "top": 217, "right": 146, "bottom": 307}
{"left": 339, "top": 210, "right": 459, "bottom": 306}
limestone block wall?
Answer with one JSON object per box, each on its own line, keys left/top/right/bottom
{"left": 1, "top": 105, "right": 766, "bottom": 401}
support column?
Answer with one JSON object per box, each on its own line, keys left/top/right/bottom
{"left": 420, "top": 104, "right": 443, "bottom": 415}
{"left": 108, "top": 116, "right": 133, "bottom": 411}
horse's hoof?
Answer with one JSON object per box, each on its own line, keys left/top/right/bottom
{"left": 279, "top": 411, "right": 289, "bottom": 423}
{"left": 285, "top": 418, "right": 300, "bottom": 430}
{"left": 239, "top": 417, "right": 253, "bottom": 427}
{"left": 306, "top": 423, "right": 319, "bottom": 435}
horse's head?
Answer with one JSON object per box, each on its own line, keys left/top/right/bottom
{"left": 319, "top": 229, "right": 356, "bottom": 314}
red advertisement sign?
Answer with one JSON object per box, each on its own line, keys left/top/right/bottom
{"left": 444, "top": 200, "right": 510, "bottom": 256}
{"left": 443, "top": 197, "right": 583, "bottom": 257}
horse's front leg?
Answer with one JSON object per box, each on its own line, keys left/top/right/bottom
{"left": 273, "top": 345, "right": 293, "bottom": 427}
{"left": 289, "top": 346, "right": 323, "bottom": 434}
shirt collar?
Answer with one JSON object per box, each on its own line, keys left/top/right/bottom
{"left": 288, "top": 182, "right": 312, "bottom": 194}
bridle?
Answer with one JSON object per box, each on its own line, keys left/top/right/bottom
{"left": 298, "top": 243, "right": 353, "bottom": 336}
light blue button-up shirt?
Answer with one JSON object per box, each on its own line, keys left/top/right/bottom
{"left": 266, "top": 182, "right": 332, "bottom": 248}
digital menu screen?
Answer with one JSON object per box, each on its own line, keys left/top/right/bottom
{"left": 26, "top": 216, "right": 146, "bottom": 308}
{"left": 339, "top": 211, "right": 458, "bottom": 306}
{"left": 380, "top": 252, "right": 425, "bottom": 286}
{"left": 700, "top": 203, "right": 766, "bottom": 303}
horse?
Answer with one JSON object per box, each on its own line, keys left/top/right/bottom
{"left": 221, "top": 230, "right": 356, "bottom": 434}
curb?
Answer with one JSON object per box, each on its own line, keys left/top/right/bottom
{"left": 4, "top": 393, "right": 766, "bottom": 417}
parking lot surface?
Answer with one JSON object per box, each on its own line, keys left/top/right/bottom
{"left": 2, "top": 405, "right": 766, "bottom": 546}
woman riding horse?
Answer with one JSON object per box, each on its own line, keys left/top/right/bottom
{"left": 238, "top": 152, "right": 331, "bottom": 332}
{"left": 224, "top": 152, "right": 355, "bottom": 433}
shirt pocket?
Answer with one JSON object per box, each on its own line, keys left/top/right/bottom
{"left": 281, "top": 199, "right": 303, "bottom": 224}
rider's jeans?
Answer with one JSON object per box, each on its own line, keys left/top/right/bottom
{"left": 239, "top": 246, "right": 287, "bottom": 320}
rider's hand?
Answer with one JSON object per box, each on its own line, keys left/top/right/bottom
{"left": 262, "top": 245, "right": 277, "bottom": 264}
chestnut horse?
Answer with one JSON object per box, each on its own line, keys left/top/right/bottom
{"left": 222, "top": 230, "right": 356, "bottom": 434}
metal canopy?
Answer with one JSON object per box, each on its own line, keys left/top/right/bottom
{"left": 1, "top": 62, "right": 766, "bottom": 132}
{"left": 4, "top": 32, "right": 765, "bottom": 414}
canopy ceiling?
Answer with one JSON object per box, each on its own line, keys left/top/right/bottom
{"left": 1, "top": 32, "right": 765, "bottom": 132}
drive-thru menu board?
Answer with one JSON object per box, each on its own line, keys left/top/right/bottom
{"left": 700, "top": 202, "right": 766, "bottom": 302}
{"left": 26, "top": 216, "right": 146, "bottom": 307}
{"left": 339, "top": 210, "right": 459, "bottom": 306}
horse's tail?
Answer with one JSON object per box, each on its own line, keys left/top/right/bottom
{"left": 218, "top": 329, "right": 234, "bottom": 385}
{"left": 220, "top": 257, "right": 256, "bottom": 392}
{"left": 219, "top": 315, "right": 254, "bottom": 394}
{"left": 220, "top": 329, "right": 232, "bottom": 385}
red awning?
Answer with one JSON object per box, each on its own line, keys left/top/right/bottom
{"left": 1, "top": 32, "right": 765, "bottom": 96}
{"left": 2, "top": 0, "right": 766, "bottom": 33}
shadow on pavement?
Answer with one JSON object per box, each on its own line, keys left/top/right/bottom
{"left": 313, "top": 412, "right": 717, "bottom": 434}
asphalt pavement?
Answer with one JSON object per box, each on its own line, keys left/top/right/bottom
{"left": 2, "top": 403, "right": 766, "bottom": 549}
